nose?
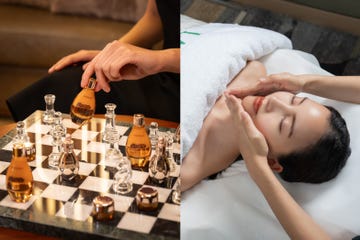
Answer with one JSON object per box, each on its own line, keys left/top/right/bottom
{"left": 265, "top": 96, "right": 294, "bottom": 114}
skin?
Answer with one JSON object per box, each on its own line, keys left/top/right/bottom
{"left": 48, "top": 0, "right": 180, "bottom": 93}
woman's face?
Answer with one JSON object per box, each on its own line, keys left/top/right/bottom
{"left": 242, "top": 91, "right": 330, "bottom": 158}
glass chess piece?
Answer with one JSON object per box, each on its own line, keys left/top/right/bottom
{"left": 148, "top": 136, "right": 170, "bottom": 184}
{"left": 13, "top": 121, "right": 35, "bottom": 162}
{"left": 174, "top": 125, "right": 180, "bottom": 143}
{"left": 148, "top": 121, "right": 159, "bottom": 153}
{"left": 103, "top": 103, "right": 117, "bottom": 143}
{"left": 42, "top": 94, "right": 56, "bottom": 124}
{"left": 105, "top": 127, "right": 121, "bottom": 164}
{"left": 48, "top": 112, "right": 66, "bottom": 168}
{"left": 58, "top": 134, "right": 79, "bottom": 181}
{"left": 112, "top": 153, "right": 133, "bottom": 194}
{"left": 171, "top": 178, "right": 181, "bottom": 205}
{"left": 50, "top": 111, "right": 66, "bottom": 137}
{"left": 6, "top": 142, "right": 33, "bottom": 203}
{"left": 70, "top": 78, "right": 96, "bottom": 125}
{"left": 165, "top": 131, "right": 176, "bottom": 173}
{"left": 125, "top": 114, "right": 151, "bottom": 168}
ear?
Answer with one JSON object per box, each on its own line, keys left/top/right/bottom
{"left": 267, "top": 158, "right": 283, "bottom": 173}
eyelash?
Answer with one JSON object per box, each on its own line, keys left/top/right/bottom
{"left": 279, "top": 96, "right": 296, "bottom": 132}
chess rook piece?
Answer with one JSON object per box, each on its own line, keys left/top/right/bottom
{"left": 42, "top": 94, "right": 56, "bottom": 124}
{"left": 58, "top": 134, "right": 79, "bottom": 181}
{"left": 149, "top": 136, "right": 170, "bottom": 184}
{"left": 6, "top": 142, "right": 33, "bottom": 203}
{"left": 125, "top": 114, "right": 151, "bottom": 168}
{"left": 13, "top": 121, "right": 35, "bottom": 162}
{"left": 70, "top": 78, "right": 96, "bottom": 125}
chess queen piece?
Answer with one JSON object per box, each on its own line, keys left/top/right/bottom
{"left": 6, "top": 142, "right": 33, "bottom": 203}
{"left": 148, "top": 137, "right": 170, "bottom": 184}
{"left": 13, "top": 121, "right": 35, "bottom": 162}
{"left": 103, "top": 103, "right": 117, "bottom": 143}
{"left": 125, "top": 114, "right": 151, "bottom": 168}
{"left": 112, "top": 154, "right": 133, "bottom": 194}
{"left": 42, "top": 94, "right": 56, "bottom": 124}
{"left": 70, "top": 78, "right": 96, "bottom": 125}
{"left": 58, "top": 134, "right": 79, "bottom": 181}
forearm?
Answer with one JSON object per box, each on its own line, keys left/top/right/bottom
{"left": 157, "top": 48, "right": 180, "bottom": 73}
{"left": 118, "top": 0, "right": 163, "bottom": 48}
{"left": 251, "top": 161, "right": 330, "bottom": 240}
{"left": 301, "top": 75, "right": 360, "bottom": 104}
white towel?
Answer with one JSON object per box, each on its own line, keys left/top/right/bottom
{"left": 180, "top": 23, "right": 292, "bottom": 158}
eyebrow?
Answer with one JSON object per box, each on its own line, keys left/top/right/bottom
{"left": 288, "top": 97, "right": 308, "bottom": 138}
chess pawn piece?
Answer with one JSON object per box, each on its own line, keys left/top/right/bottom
{"left": 112, "top": 154, "right": 133, "bottom": 194}
{"left": 148, "top": 121, "right": 159, "bottom": 153}
{"left": 42, "top": 94, "right": 56, "bottom": 124}
{"left": 103, "top": 103, "right": 117, "bottom": 143}
{"left": 125, "top": 114, "right": 151, "bottom": 168}
{"left": 148, "top": 137, "right": 170, "bottom": 184}
{"left": 6, "top": 142, "right": 33, "bottom": 203}
{"left": 13, "top": 121, "right": 35, "bottom": 162}
{"left": 58, "top": 134, "right": 79, "bottom": 181}
{"left": 70, "top": 78, "right": 96, "bottom": 125}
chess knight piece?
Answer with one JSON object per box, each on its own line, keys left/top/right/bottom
{"left": 58, "top": 134, "right": 79, "bottom": 181}
{"left": 126, "top": 114, "right": 151, "bottom": 168}
{"left": 70, "top": 78, "right": 96, "bottom": 125}
{"left": 6, "top": 142, "right": 33, "bottom": 203}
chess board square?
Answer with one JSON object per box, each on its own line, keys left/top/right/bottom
{"left": 150, "top": 218, "right": 180, "bottom": 238}
{"left": 53, "top": 174, "right": 87, "bottom": 188}
{"left": 128, "top": 200, "right": 164, "bottom": 218}
{"left": 0, "top": 149, "right": 12, "bottom": 162}
{"left": 172, "top": 143, "right": 180, "bottom": 155}
{"left": 55, "top": 202, "right": 93, "bottom": 221}
{"left": 39, "top": 145, "right": 53, "bottom": 157}
{"left": 0, "top": 175, "right": 6, "bottom": 190}
{"left": 131, "top": 170, "right": 149, "bottom": 185}
{"left": 117, "top": 212, "right": 157, "bottom": 234}
{"left": 62, "top": 118, "right": 80, "bottom": 130}
{"left": 78, "top": 162, "right": 97, "bottom": 176}
{"left": 41, "top": 184, "right": 77, "bottom": 202}
{"left": 79, "top": 176, "right": 112, "bottom": 193}
{"left": 72, "top": 138, "right": 90, "bottom": 151}
{"left": 158, "top": 203, "right": 180, "bottom": 222}
{"left": 71, "top": 129, "right": 99, "bottom": 142}
{"left": 170, "top": 164, "right": 180, "bottom": 178}
{"left": 107, "top": 183, "right": 142, "bottom": 199}
{"left": 81, "top": 118, "right": 105, "bottom": 132}
{"left": 32, "top": 181, "right": 49, "bottom": 196}
{"left": 0, "top": 194, "right": 38, "bottom": 210}
{"left": 27, "top": 122, "right": 52, "bottom": 135}
{"left": 0, "top": 161, "right": 10, "bottom": 174}
{"left": 28, "top": 155, "right": 47, "bottom": 168}
{"left": 2, "top": 142, "right": 13, "bottom": 151}
{"left": 32, "top": 168, "right": 59, "bottom": 184}
{"left": 40, "top": 134, "right": 54, "bottom": 146}
{"left": 68, "top": 189, "right": 100, "bottom": 206}
{"left": 144, "top": 176, "right": 177, "bottom": 190}
{"left": 89, "top": 165, "right": 116, "bottom": 180}
{"left": 0, "top": 190, "right": 8, "bottom": 201}
{"left": 119, "top": 136, "right": 127, "bottom": 146}
{"left": 28, "top": 197, "right": 65, "bottom": 216}
{"left": 85, "top": 141, "right": 106, "bottom": 154}
{"left": 78, "top": 150, "right": 104, "bottom": 164}
{"left": 103, "top": 193, "right": 134, "bottom": 212}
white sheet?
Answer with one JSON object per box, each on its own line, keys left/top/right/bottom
{"left": 181, "top": 16, "right": 360, "bottom": 240}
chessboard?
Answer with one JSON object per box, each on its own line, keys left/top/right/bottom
{"left": 0, "top": 111, "right": 180, "bottom": 240}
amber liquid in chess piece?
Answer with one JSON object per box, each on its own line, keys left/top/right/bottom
{"left": 126, "top": 114, "right": 151, "bottom": 168}
{"left": 70, "top": 78, "right": 96, "bottom": 125}
{"left": 6, "top": 143, "right": 33, "bottom": 203}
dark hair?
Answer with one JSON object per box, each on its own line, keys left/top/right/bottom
{"left": 278, "top": 106, "right": 351, "bottom": 183}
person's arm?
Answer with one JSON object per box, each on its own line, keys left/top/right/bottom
{"left": 224, "top": 92, "right": 331, "bottom": 240}
{"left": 228, "top": 72, "right": 360, "bottom": 104}
{"left": 118, "top": 0, "right": 163, "bottom": 48}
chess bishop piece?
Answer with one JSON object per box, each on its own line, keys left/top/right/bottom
{"left": 58, "top": 134, "right": 79, "bottom": 181}
{"left": 149, "top": 137, "right": 170, "bottom": 184}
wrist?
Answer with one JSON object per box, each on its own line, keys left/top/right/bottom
{"left": 157, "top": 48, "right": 180, "bottom": 73}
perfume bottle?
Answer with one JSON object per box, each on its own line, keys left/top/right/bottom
{"left": 103, "top": 103, "right": 117, "bottom": 143}
{"left": 112, "top": 153, "right": 133, "bottom": 194}
{"left": 6, "top": 143, "right": 33, "bottom": 203}
{"left": 148, "top": 137, "right": 170, "bottom": 184}
{"left": 13, "top": 121, "right": 35, "bottom": 162}
{"left": 70, "top": 78, "right": 96, "bottom": 125}
{"left": 58, "top": 134, "right": 79, "bottom": 181}
{"left": 42, "top": 94, "right": 56, "bottom": 124}
{"left": 148, "top": 121, "right": 159, "bottom": 152}
{"left": 125, "top": 114, "right": 151, "bottom": 168}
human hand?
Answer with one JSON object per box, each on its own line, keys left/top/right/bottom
{"left": 224, "top": 92, "right": 270, "bottom": 175}
{"left": 227, "top": 72, "right": 304, "bottom": 98}
{"left": 48, "top": 50, "right": 99, "bottom": 74}
{"left": 81, "top": 41, "right": 162, "bottom": 93}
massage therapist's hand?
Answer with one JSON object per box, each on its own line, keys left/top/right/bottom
{"left": 48, "top": 50, "right": 100, "bottom": 74}
{"left": 228, "top": 72, "right": 304, "bottom": 98}
{"left": 224, "top": 92, "right": 270, "bottom": 176}
{"left": 81, "top": 41, "right": 165, "bottom": 93}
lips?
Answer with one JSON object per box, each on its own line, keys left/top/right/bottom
{"left": 254, "top": 96, "right": 264, "bottom": 114}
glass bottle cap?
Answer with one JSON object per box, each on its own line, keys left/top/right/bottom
{"left": 87, "top": 78, "right": 97, "bottom": 89}
{"left": 133, "top": 114, "right": 145, "bottom": 127}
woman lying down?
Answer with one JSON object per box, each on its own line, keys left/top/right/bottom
{"left": 181, "top": 61, "right": 360, "bottom": 239}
